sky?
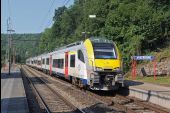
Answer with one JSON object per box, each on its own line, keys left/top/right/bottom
{"left": 1, "top": 0, "right": 74, "bottom": 34}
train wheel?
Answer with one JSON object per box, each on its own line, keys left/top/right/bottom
{"left": 78, "top": 80, "right": 83, "bottom": 89}
{"left": 48, "top": 70, "right": 50, "bottom": 76}
{"left": 72, "top": 77, "right": 76, "bottom": 85}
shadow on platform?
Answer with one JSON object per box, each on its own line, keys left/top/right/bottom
{"left": 1, "top": 97, "right": 29, "bottom": 113}
{"left": 116, "top": 80, "right": 144, "bottom": 96}
{"left": 1, "top": 72, "right": 21, "bottom": 79}
{"left": 124, "top": 80, "right": 144, "bottom": 86}
{"left": 1, "top": 72, "right": 51, "bottom": 84}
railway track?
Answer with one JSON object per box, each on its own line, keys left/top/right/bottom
{"left": 23, "top": 65, "right": 170, "bottom": 113}
{"left": 21, "top": 65, "right": 84, "bottom": 113}
{"left": 22, "top": 65, "right": 118, "bottom": 113}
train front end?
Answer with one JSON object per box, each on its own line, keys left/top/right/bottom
{"left": 84, "top": 38, "right": 124, "bottom": 90}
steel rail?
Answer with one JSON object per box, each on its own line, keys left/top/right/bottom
{"left": 23, "top": 65, "right": 85, "bottom": 113}
{"left": 21, "top": 65, "right": 51, "bottom": 113}
{"left": 25, "top": 65, "right": 170, "bottom": 113}
{"left": 25, "top": 65, "right": 137, "bottom": 113}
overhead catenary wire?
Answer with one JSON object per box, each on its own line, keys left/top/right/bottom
{"left": 39, "top": 0, "right": 56, "bottom": 30}
{"left": 64, "top": 0, "right": 71, "bottom": 6}
{"left": 44, "top": 0, "right": 71, "bottom": 28}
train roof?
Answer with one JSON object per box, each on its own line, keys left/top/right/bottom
{"left": 89, "top": 37, "right": 113, "bottom": 43}
{"left": 26, "top": 37, "right": 115, "bottom": 60}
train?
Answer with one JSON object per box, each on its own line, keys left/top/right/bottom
{"left": 26, "top": 37, "right": 124, "bottom": 90}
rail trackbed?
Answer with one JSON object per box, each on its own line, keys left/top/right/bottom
{"left": 22, "top": 65, "right": 170, "bottom": 113}
{"left": 21, "top": 65, "right": 83, "bottom": 113}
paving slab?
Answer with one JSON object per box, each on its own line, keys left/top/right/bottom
{"left": 1, "top": 65, "right": 29, "bottom": 113}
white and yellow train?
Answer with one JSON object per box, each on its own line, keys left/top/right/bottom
{"left": 26, "top": 38, "right": 124, "bottom": 90}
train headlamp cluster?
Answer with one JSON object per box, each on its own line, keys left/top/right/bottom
{"left": 95, "top": 67, "right": 103, "bottom": 71}
{"left": 113, "top": 67, "right": 121, "bottom": 73}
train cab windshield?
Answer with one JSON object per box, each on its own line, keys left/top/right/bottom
{"left": 90, "top": 38, "right": 117, "bottom": 59}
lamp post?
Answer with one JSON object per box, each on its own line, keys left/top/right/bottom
{"left": 89, "top": 15, "right": 96, "bottom": 18}
{"left": 89, "top": 15, "right": 97, "bottom": 36}
{"left": 83, "top": 15, "right": 96, "bottom": 39}
{"left": 82, "top": 0, "right": 96, "bottom": 39}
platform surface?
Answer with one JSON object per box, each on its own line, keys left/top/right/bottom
{"left": 124, "top": 80, "right": 170, "bottom": 110}
{"left": 124, "top": 80, "right": 170, "bottom": 96}
{"left": 1, "top": 65, "right": 29, "bottom": 113}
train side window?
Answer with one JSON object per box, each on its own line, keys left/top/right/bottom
{"left": 42, "top": 59, "right": 45, "bottom": 64}
{"left": 46, "top": 58, "right": 49, "bottom": 65}
{"left": 78, "top": 50, "right": 85, "bottom": 63}
{"left": 53, "top": 59, "right": 57, "bottom": 67}
{"left": 70, "top": 55, "right": 75, "bottom": 67}
{"left": 60, "top": 59, "right": 64, "bottom": 69}
{"left": 37, "top": 60, "right": 41, "bottom": 65}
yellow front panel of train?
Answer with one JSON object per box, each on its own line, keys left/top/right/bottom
{"left": 84, "top": 39, "right": 94, "bottom": 66}
{"left": 94, "top": 59, "right": 120, "bottom": 69}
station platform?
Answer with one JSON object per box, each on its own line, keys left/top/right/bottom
{"left": 124, "top": 80, "right": 170, "bottom": 110}
{"left": 1, "top": 64, "right": 29, "bottom": 113}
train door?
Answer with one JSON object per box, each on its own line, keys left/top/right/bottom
{"left": 41, "top": 57, "right": 42, "bottom": 70}
{"left": 65, "top": 52, "right": 68, "bottom": 79}
{"left": 69, "top": 53, "right": 76, "bottom": 78}
{"left": 44, "top": 58, "right": 46, "bottom": 70}
{"left": 77, "top": 50, "right": 86, "bottom": 78}
{"left": 49, "top": 55, "right": 52, "bottom": 75}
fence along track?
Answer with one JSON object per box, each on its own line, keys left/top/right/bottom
{"left": 22, "top": 65, "right": 84, "bottom": 113}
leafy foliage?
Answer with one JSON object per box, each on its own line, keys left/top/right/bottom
{"left": 2, "top": 0, "right": 169, "bottom": 71}
{"left": 38, "top": 0, "right": 169, "bottom": 71}
{"left": 1, "top": 33, "right": 41, "bottom": 63}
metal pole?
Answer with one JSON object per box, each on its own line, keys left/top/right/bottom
{"left": 131, "top": 58, "right": 133, "bottom": 79}
{"left": 8, "top": 36, "right": 11, "bottom": 75}
{"left": 84, "top": 0, "right": 86, "bottom": 40}
{"left": 12, "top": 46, "right": 15, "bottom": 64}
{"left": 134, "top": 60, "right": 137, "bottom": 79}
{"left": 7, "top": 17, "right": 15, "bottom": 75}
{"left": 153, "top": 59, "right": 157, "bottom": 80}
{"left": 7, "top": 18, "right": 10, "bottom": 75}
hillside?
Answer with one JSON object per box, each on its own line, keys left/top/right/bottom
{"left": 38, "top": 0, "right": 170, "bottom": 71}
{"left": 1, "top": 33, "right": 41, "bottom": 65}
{"left": 1, "top": 0, "right": 170, "bottom": 72}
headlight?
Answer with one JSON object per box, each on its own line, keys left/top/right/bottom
{"left": 96, "top": 67, "right": 103, "bottom": 71}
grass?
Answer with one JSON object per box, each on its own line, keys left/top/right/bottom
{"left": 126, "top": 75, "right": 170, "bottom": 86}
